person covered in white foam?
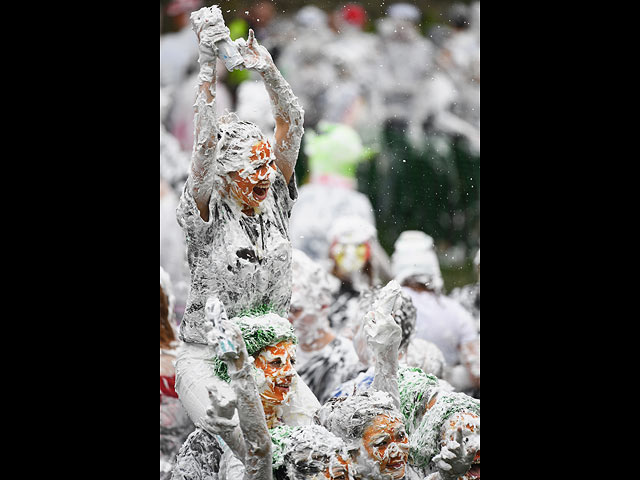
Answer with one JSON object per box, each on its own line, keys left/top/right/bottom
{"left": 176, "top": 5, "right": 305, "bottom": 346}
{"left": 391, "top": 231, "right": 479, "bottom": 395}
{"left": 172, "top": 299, "right": 320, "bottom": 479}
{"left": 289, "top": 249, "right": 361, "bottom": 403}
{"left": 172, "top": 4, "right": 311, "bottom": 468}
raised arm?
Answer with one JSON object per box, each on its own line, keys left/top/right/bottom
{"left": 237, "top": 30, "right": 304, "bottom": 184}
{"left": 188, "top": 6, "right": 229, "bottom": 220}
{"left": 204, "top": 296, "right": 272, "bottom": 480}
{"left": 218, "top": 319, "right": 273, "bottom": 480}
{"left": 365, "top": 281, "right": 403, "bottom": 410}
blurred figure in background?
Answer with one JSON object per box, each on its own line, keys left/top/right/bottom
{"left": 160, "top": 0, "right": 203, "bottom": 88}
{"left": 375, "top": 3, "right": 435, "bottom": 131}
{"left": 234, "top": 70, "right": 275, "bottom": 139}
{"left": 438, "top": 2, "right": 480, "bottom": 129}
{"left": 160, "top": 268, "right": 194, "bottom": 479}
{"left": 451, "top": 248, "right": 480, "bottom": 333}
{"left": 277, "top": 5, "right": 338, "bottom": 130}
{"left": 325, "top": 3, "right": 381, "bottom": 150}
{"left": 166, "top": 58, "right": 233, "bottom": 154}
{"left": 289, "top": 122, "right": 377, "bottom": 263}
{"left": 391, "top": 231, "right": 479, "bottom": 396}
{"left": 325, "top": 215, "right": 391, "bottom": 335}
{"left": 330, "top": 284, "right": 450, "bottom": 401}
{"left": 160, "top": 88, "right": 190, "bottom": 191}
{"left": 244, "top": 1, "right": 289, "bottom": 62}
{"left": 290, "top": 249, "right": 361, "bottom": 403}
{"left": 355, "top": 2, "right": 480, "bottom": 258}
{"left": 160, "top": 88, "right": 190, "bottom": 320}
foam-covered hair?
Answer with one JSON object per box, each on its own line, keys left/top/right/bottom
{"left": 397, "top": 367, "right": 441, "bottom": 431}
{"left": 271, "top": 424, "right": 346, "bottom": 473}
{"left": 213, "top": 311, "right": 298, "bottom": 382}
{"left": 391, "top": 230, "right": 443, "bottom": 292}
{"left": 398, "top": 367, "right": 479, "bottom": 467}
{"left": 291, "top": 248, "right": 340, "bottom": 312}
{"left": 327, "top": 215, "right": 377, "bottom": 245}
{"left": 214, "top": 113, "right": 267, "bottom": 178}
{"left": 315, "top": 390, "right": 403, "bottom": 449}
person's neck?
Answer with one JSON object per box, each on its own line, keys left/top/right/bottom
{"left": 262, "top": 402, "right": 281, "bottom": 428}
{"left": 241, "top": 205, "right": 255, "bottom": 216}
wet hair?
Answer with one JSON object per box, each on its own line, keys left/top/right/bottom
{"left": 160, "top": 284, "right": 176, "bottom": 349}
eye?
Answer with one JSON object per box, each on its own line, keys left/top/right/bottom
{"left": 270, "top": 359, "right": 282, "bottom": 367}
{"left": 291, "top": 358, "right": 296, "bottom": 366}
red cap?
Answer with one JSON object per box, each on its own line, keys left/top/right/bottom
{"left": 341, "top": 3, "right": 367, "bottom": 27}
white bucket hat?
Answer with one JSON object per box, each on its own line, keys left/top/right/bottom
{"left": 391, "top": 231, "right": 443, "bottom": 291}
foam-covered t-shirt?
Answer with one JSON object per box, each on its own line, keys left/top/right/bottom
{"left": 177, "top": 170, "right": 297, "bottom": 344}
{"left": 403, "top": 287, "right": 478, "bottom": 366}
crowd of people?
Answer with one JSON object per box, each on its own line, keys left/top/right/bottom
{"left": 160, "top": 1, "right": 479, "bottom": 479}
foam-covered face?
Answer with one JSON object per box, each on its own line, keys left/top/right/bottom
{"left": 330, "top": 241, "right": 371, "bottom": 275}
{"left": 326, "top": 455, "right": 349, "bottom": 480}
{"left": 441, "top": 412, "right": 480, "bottom": 479}
{"left": 254, "top": 340, "right": 297, "bottom": 405}
{"left": 362, "top": 415, "right": 409, "bottom": 480}
{"left": 229, "top": 139, "right": 277, "bottom": 208}
{"left": 289, "top": 305, "right": 329, "bottom": 346}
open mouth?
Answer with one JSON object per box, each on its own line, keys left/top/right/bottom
{"left": 252, "top": 182, "right": 270, "bottom": 202}
{"left": 386, "top": 462, "right": 404, "bottom": 470}
{"left": 274, "top": 380, "right": 291, "bottom": 392}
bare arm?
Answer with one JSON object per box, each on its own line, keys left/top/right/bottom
{"left": 237, "top": 30, "right": 304, "bottom": 184}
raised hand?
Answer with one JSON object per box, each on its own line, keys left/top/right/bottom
{"left": 203, "top": 379, "right": 239, "bottom": 435}
{"left": 204, "top": 297, "right": 234, "bottom": 350}
{"left": 432, "top": 423, "right": 478, "bottom": 479}
{"left": 373, "top": 280, "right": 402, "bottom": 317}
{"left": 235, "top": 29, "right": 275, "bottom": 74}
{"left": 364, "top": 281, "right": 403, "bottom": 354}
{"left": 190, "top": 5, "right": 228, "bottom": 43}
{"left": 218, "top": 319, "right": 250, "bottom": 372}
